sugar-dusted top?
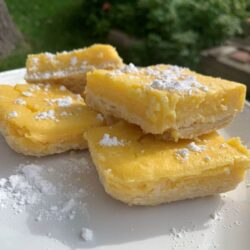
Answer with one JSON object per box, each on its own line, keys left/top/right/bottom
{"left": 0, "top": 83, "right": 106, "bottom": 144}
{"left": 25, "top": 44, "right": 123, "bottom": 80}
{"left": 101, "top": 63, "right": 246, "bottom": 95}
{"left": 105, "top": 63, "right": 210, "bottom": 94}
{"left": 85, "top": 121, "right": 250, "bottom": 182}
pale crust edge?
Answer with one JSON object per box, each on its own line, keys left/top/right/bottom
{"left": 99, "top": 165, "right": 245, "bottom": 206}
{"left": 25, "top": 64, "right": 124, "bottom": 94}
{"left": 85, "top": 90, "right": 235, "bottom": 140}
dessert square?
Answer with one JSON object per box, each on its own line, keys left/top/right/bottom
{"left": 85, "top": 121, "right": 250, "bottom": 205}
{"left": 0, "top": 84, "right": 105, "bottom": 156}
{"left": 25, "top": 44, "right": 123, "bottom": 93}
{"left": 86, "top": 64, "right": 246, "bottom": 140}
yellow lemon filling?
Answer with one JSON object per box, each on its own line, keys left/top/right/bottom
{"left": 86, "top": 64, "right": 246, "bottom": 140}
{"left": 85, "top": 121, "right": 250, "bottom": 205}
{"left": 25, "top": 44, "right": 124, "bottom": 93}
{"left": 0, "top": 84, "right": 105, "bottom": 156}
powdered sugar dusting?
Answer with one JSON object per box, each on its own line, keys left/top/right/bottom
{"left": 44, "top": 52, "right": 54, "bottom": 60}
{"left": 149, "top": 66, "right": 208, "bottom": 93}
{"left": 32, "top": 57, "right": 39, "bottom": 64}
{"left": 175, "top": 148, "right": 189, "bottom": 160}
{"left": 15, "top": 98, "right": 26, "bottom": 105}
{"left": 60, "top": 111, "right": 72, "bottom": 117}
{"left": 22, "top": 91, "right": 33, "bottom": 97}
{"left": 122, "top": 63, "right": 139, "bottom": 73}
{"left": 188, "top": 142, "right": 206, "bottom": 152}
{"left": 34, "top": 110, "right": 56, "bottom": 121}
{"left": 7, "top": 111, "right": 18, "bottom": 119}
{"left": 204, "top": 155, "right": 211, "bottom": 162}
{"left": 106, "top": 63, "right": 138, "bottom": 77}
{"left": 0, "top": 164, "right": 55, "bottom": 213}
{"left": 71, "top": 57, "right": 78, "bottom": 66}
{"left": 99, "top": 133, "right": 125, "bottom": 146}
{"left": 59, "top": 85, "right": 67, "bottom": 91}
{"left": 21, "top": 165, "right": 56, "bottom": 194}
{"left": 26, "top": 47, "right": 120, "bottom": 81}
{"left": 175, "top": 141, "right": 208, "bottom": 160}
{"left": 61, "top": 198, "right": 76, "bottom": 213}
{"left": 106, "top": 64, "right": 208, "bottom": 93}
{"left": 0, "top": 151, "right": 94, "bottom": 244}
{"left": 29, "top": 85, "right": 41, "bottom": 92}
{"left": 51, "top": 96, "right": 73, "bottom": 107}
{"left": 81, "top": 227, "right": 94, "bottom": 241}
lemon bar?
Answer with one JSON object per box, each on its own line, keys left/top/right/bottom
{"left": 0, "top": 84, "right": 105, "bottom": 156}
{"left": 86, "top": 64, "right": 246, "bottom": 140}
{"left": 25, "top": 44, "right": 123, "bottom": 93}
{"left": 85, "top": 122, "right": 250, "bottom": 205}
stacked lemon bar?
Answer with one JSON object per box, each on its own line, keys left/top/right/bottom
{"left": 0, "top": 44, "right": 121, "bottom": 156}
{"left": 25, "top": 44, "right": 123, "bottom": 93}
{"left": 0, "top": 83, "right": 106, "bottom": 156}
{"left": 85, "top": 63, "right": 250, "bottom": 205}
{"left": 0, "top": 44, "right": 249, "bottom": 206}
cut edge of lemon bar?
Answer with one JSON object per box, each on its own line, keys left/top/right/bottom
{"left": 85, "top": 121, "right": 250, "bottom": 205}
{"left": 25, "top": 44, "right": 124, "bottom": 93}
{"left": 85, "top": 64, "right": 246, "bottom": 140}
{"left": 0, "top": 84, "right": 105, "bottom": 156}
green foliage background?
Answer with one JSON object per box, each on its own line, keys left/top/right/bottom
{"left": 0, "top": 0, "right": 249, "bottom": 71}
{"left": 0, "top": 0, "right": 88, "bottom": 71}
{"left": 82, "top": 0, "right": 250, "bottom": 68}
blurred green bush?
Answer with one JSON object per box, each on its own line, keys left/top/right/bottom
{"left": 82, "top": 0, "right": 250, "bottom": 68}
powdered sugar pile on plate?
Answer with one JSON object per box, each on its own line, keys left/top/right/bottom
{"left": 0, "top": 164, "right": 55, "bottom": 213}
{"left": 0, "top": 151, "right": 94, "bottom": 243}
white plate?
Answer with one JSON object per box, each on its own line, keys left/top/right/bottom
{"left": 0, "top": 69, "right": 249, "bottom": 250}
